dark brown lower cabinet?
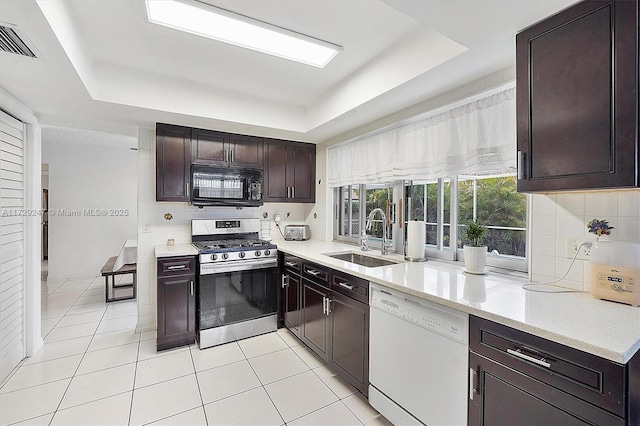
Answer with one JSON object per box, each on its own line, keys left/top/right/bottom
{"left": 157, "top": 256, "right": 196, "bottom": 351}
{"left": 283, "top": 272, "right": 302, "bottom": 337}
{"left": 329, "top": 290, "right": 369, "bottom": 393}
{"left": 301, "top": 279, "right": 331, "bottom": 361}
{"left": 300, "top": 277, "right": 369, "bottom": 395}
{"left": 469, "top": 351, "right": 623, "bottom": 426}
{"left": 469, "top": 315, "right": 639, "bottom": 426}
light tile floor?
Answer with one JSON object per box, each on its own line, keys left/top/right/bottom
{"left": 0, "top": 275, "right": 391, "bottom": 426}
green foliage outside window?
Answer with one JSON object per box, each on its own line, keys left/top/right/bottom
{"left": 407, "top": 176, "right": 526, "bottom": 257}
{"left": 458, "top": 176, "right": 526, "bottom": 257}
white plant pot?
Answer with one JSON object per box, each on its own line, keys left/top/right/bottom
{"left": 464, "top": 245, "right": 487, "bottom": 274}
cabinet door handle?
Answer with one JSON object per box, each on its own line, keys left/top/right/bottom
{"left": 285, "top": 261, "right": 297, "bottom": 268}
{"left": 306, "top": 269, "right": 320, "bottom": 277}
{"left": 190, "top": 280, "right": 194, "bottom": 296}
{"left": 517, "top": 151, "right": 526, "bottom": 180}
{"left": 322, "top": 297, "right": 332, "bottom": 315}
{"left": 168, "top": 265, "right": 187, "bottom": 270}
{"left": 281, "top": 274, "right": 287, "bottom": 288}
{"left": 469, "top": 368, "right": 477, "bottom": 400}
{"left": 292, "top": 187, "right": 295, "bottom": 198}
{"left": 337, "top": 282, "right": 354, "bottom": 290}
{"left": 186, "top": 182, "right": 190, "bottom": 196}
{"left": 507, "top": 348, "right": 551, "bottom": 368}
{"left": 230, "top": 149, "right": 234, "bottom": 163}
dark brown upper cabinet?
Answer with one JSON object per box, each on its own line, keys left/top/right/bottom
{"left": 192, "top": 128, "right": 263, "bottom": 169}
{"left": 191, "top": 128, "right": 227, "bottom": 166}
{"left": 263, "top": 138, "right": 316, "bottom": 203}
{"left": 156, "top": 123, "right": 191, "bottom": 202}
{"left": 516, "top": 0, "right": 638, "bottom": 192}
{"left": 230, "top": 134, "right": 264, "bottom": 169}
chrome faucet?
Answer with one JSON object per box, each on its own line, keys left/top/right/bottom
{"left": 366, "top": 208, "right": 393, "bottom": 255}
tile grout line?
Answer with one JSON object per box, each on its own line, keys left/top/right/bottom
{"left": 49, "top": 278, "right": 110, "bottom": 424}
{"left": 241, "top": 338, "right": 288, "bottom": 426}
{"left": 188, "top": 345, "right": 208, "bottom": 425}
{"left": 127, "top": 337, "right": 142, "bottom": 426}
{"left": 275, "top": 331, "right": 368, "bottom": 425}
{"left": 40, "top": 278, "right": 73, "bottom": 340}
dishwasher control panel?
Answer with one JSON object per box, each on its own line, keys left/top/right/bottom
{"left": 370, "top": 284, "right": 468, "bottom": 344}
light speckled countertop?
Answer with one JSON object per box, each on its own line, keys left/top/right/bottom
{"left": 154, "top": 243, "right": 198, "bottom": 258}
{"left": 274, "top": 238, "right": 640, "bottom": 364}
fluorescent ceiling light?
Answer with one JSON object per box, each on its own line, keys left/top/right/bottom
{"left": 145, "top": 0, "right": 341, "bottom": 68}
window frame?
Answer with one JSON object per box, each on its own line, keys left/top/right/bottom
{"left": 333, "top": 183, "right": 396, "bottom": 250}
{"left": 409, "top": 175, "right": 528, "bottom": 272}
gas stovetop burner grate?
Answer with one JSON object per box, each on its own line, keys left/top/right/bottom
{"left": 193, "top": 239, "right": 276, "bottom": 253}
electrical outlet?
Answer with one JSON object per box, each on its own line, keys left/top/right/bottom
{"left": 143, "top": 222, "right": 151, "bottom": 233}
{"left": 566, "top": 237, "right": 593, "bottom": 260}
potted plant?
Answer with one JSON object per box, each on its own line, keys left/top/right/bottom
{"left": 463, "top": 220, "right": 487, "bottom": 274}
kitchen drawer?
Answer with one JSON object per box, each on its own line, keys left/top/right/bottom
{"left": 157, "top": 256, "right": 196, "bottom": 277}
{"left": 302, "top": 261, "right": 329, "bottom": 285}
{"left": 283, "top": 254, "right": 302, "bottom": 274}
{"left": 470, "top": 316, "right": 626, "bottom": 417}
{"left": 331, "top": 271, "right": 368, "bottom": 304}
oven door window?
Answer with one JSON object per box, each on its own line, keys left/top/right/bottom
{"left": 199, "top": 266, "right": 277, "bottom": 329}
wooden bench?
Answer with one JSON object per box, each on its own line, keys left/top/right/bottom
{"left": 101, "top": 256, "right": 137, "bottom": 303}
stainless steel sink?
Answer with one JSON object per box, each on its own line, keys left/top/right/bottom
{"left": 325, "top": 252, "right": 398, "bottom": 268}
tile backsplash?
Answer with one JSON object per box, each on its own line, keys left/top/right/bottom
{"left": 530, "top": 190, "right": 640, "bottom": 290}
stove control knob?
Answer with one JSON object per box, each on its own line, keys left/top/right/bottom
{"left": 222, "top": 253, "right": 229, "bottom": 260}
{"left": 264, "top": 250, "right": 271, "bottom": 256}
{"left": 211, "top": 254, "right": 217, "bottom": 261}
{"left": 238, "top": 252, "right": 246, "bottom": 259}
{"left": 255, "top": 250, "right": 261, "bottom": 257}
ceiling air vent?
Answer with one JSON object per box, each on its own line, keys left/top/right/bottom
{"left": 0, "top": 24, "right": 37, "bottom": 58}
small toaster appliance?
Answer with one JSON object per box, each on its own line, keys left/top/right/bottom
{"left": 284, "top": 225, "right": 310, "bottom": 241}
{"left": 589, "top": 242, "right": 640, "bottom": 306}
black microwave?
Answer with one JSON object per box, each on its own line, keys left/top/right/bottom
{"left": 190, "top": 165, "right": 263, "bottom": 207}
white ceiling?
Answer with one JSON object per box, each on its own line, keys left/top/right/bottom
{"left": 0, "top": 0, "right": 579, "bottom": 143}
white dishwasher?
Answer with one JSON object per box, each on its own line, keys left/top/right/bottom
{"left": 369, "top": 283, "right": 469, "bottom": 426}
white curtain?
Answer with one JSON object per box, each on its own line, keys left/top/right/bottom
{"left": 327, "top": 87, "right": 516, "bottom": 187}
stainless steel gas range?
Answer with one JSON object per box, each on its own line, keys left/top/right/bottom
{"left": 191, "top": 218, "right": 278, "bottom": 349}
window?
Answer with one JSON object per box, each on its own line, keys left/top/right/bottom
{"left": 457, "top": 175, "right": 526, "bottom": 258}
{"left": 335, "top": 183, "right": 394, "bottom": 245}
{"left": 406, "top": 174, "right": 527, "bottom": 271}
{"left": 339, "top": 185, "right": 360, "bottom": 238}
{"left": 407, "top": 178, "right": 451, "bottom": 250}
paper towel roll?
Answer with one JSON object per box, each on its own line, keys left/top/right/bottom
{"left": 406, "top": 221, "right": 426, "bottom": 261}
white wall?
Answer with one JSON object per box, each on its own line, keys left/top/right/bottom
{"left": 530, "top": 190, "right": 640, "bottom": 290}
{"left": 135, "top": 128, "right": 315, "bottom": 331}
{"left": 42, "top": 128, "right": 138, "bottom": 280}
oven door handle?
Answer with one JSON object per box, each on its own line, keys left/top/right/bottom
{"left": 200, "top": 259, "right": 277, "bottom": 274}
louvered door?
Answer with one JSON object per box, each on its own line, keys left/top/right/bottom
{"left": 0, "top": 109, "right": 25, "bottom": 383}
